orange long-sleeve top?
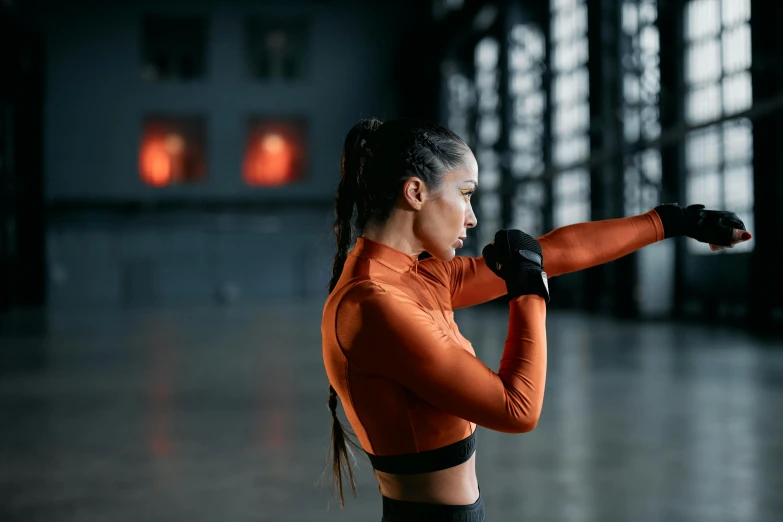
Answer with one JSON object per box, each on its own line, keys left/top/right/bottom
{"left": 321, "top": 210, "right": 665, "bottom": 458}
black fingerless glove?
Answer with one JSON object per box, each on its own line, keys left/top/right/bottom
{"left": 482, "top": 230, "right": 550, "bottom": 302}
{"left": 654, "top": 203, "right": 746, "bottom": 247}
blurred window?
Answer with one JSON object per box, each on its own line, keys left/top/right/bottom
{"left": 444, "top": 66, "right": 473, "bottom": 149}
{"left": 550, "top": 0, "right": 590, "bottom": 228}
{"left": 509, "top": 23, "right": 546, "bottom": 237}
{"left": 621, "top": 1, "right": 662, "bottom": 217}
{"left": 243, "top": 118, "right": 307, "bottom": 186}
{"left": 141, "top": 16, "right": 207, "bottom": 82}
{"left": 474, "top": 37, "right": 502, "bottom": 247}
{"left": 139, "top": 116, "right": 206, "bottom": 187}
{"left": 684, "top": 0, "right": 754, "bottom": 253}
{"left": 245, "top": 16, "right": 309, "bottom": 80}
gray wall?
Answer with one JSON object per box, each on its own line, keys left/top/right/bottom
{"left": 47, "top": 210, "right": 336, "bottom": 308}
{"left": 41, "top": 0, "right": 413, "bottom": 308}
{"left": 43, "top": 0, "right": 402, "bottom": 200}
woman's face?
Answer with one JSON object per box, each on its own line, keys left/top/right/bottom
{"left": 415, "top": 152, "right": 479, "bottom": 261}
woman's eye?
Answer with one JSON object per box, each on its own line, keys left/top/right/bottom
{"left": 461, "top": 189, "right": 474, "bottom": 198}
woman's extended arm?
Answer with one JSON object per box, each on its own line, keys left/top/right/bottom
{"left": 537, "top": 209, "right": 664, "bottom": 278}
{"left": 419, "top": 209, "right": 664, "bottom": 309}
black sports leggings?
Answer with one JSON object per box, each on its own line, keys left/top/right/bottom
{"left": 381, "top": 494, "right": 486, "bottom": 522}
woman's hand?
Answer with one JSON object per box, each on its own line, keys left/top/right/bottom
{"left": 482, "top": 230, "right": 550, "bottom": 302}
{"left": 654, "top": 203, "right": 753, "bottom": 249}
{"left": 709, "top": 228, "right": 753, "bottom": 251}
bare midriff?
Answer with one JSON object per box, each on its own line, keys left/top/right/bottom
{"left": 374, "top": 454, "right": 479, "bottom": 505}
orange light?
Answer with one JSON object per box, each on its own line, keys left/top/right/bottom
{"left": 164, "top": 133, "right": 185, "bottom": 154}
{"left": 141, "top": 140, "right": 170, "bottom": 186}
{"left": 140, "top": 132, "right": 190, "bottom": 187}
{"left": 243, "top": 131, "right": 298, "bottom": 186}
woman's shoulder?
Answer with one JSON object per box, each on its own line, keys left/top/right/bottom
{"left": 336, "top": 278, "right": 412, "bottom": 308}
{"left": 333, "top": 279, "right": 441, "bottom": 351}
{"left": 325, "top": 278, "right": 424, "bottom": 324}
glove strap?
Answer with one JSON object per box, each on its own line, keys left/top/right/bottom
{"left": 653, "top": 204, "right": 685, "bottom": 238}
{"left": 517, "top": 249, "right": 543, "bottom": 266}
{"left": 508, "top": 268, "right": 550, "bottom": 303}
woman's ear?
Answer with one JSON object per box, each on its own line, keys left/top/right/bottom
{"left": 402, "top": 177, "right": 425, "bottom": 210}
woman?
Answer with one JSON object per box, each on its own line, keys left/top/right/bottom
{"left": 321, "top": 118, "right": 750, "bottom": 522}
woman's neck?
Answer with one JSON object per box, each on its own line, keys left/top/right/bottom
{"left": 361, "top": 218, "right": 422, "bottom": 257}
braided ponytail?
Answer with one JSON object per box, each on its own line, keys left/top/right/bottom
{"left": 328, "top": 118, "right": 381, "bottom": 292}
{"left": 325, "top": 118, "right": 381, "bottom": 507}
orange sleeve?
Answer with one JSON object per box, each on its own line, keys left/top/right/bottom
{"left": 538, "top": 209, "right": 665, "bottom": 278}
{"left": 420, "top": 209, "right": 666, "bottom": 309}
{"left": 417, "top": 255, "right": 508, "bottom": 309}
{"left": 336, "top": 282, "right": 547, "bottom": 434}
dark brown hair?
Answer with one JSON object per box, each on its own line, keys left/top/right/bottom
{"left": 325, "top": 118, "right": 470, "bottom": 506}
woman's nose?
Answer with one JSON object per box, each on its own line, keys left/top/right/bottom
{"left": 466, "top": 207, "right": 477, "bottom": 229}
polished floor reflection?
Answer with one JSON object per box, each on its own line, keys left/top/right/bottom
{"left": 1, "top": 302, "right": 782, "bottom": 522}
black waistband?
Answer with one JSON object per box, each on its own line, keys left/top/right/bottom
{"left": 367, "top": 431, "right": 477, "bottom": 474}
{"left": 382, "top": 493, "right": 485, "bottom": 522}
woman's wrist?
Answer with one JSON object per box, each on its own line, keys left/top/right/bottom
{"left": 653, "top": 203, "right": 685, "bottom": 239}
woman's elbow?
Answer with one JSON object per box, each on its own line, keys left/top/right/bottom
{"left": 501, "top": 390, "right": 543, "bottom": 433}
{"left": 513, "top": 416, "right": 540, "bottom": 434}
{"left": 503, "top": 410, "right": 541, "bottom": 434}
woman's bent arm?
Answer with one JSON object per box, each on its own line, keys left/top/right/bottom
{"left": 335, "top": 282, "right": 547, "bottom": 433}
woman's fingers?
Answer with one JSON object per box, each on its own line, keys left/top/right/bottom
{"left": 709, "top": 228, "right": 752, "bottom": 250}
{"left": 735, "top": 229, "right": 752, "bottom": 242}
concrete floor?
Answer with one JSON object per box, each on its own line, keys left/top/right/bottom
{"left": 1, "top": 302, "right": 782, "bottom": 522}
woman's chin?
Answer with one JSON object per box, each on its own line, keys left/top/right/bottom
{"left": 431, "top": 248, "right": 457, "bottom": 262}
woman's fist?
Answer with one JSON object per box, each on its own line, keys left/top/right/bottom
{"left": 482, "top": 230, "right": 550, "bottom": 302}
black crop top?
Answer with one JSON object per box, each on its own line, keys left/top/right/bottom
{"left": 366, "top": 432, "right": 477, "bottom": 474}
